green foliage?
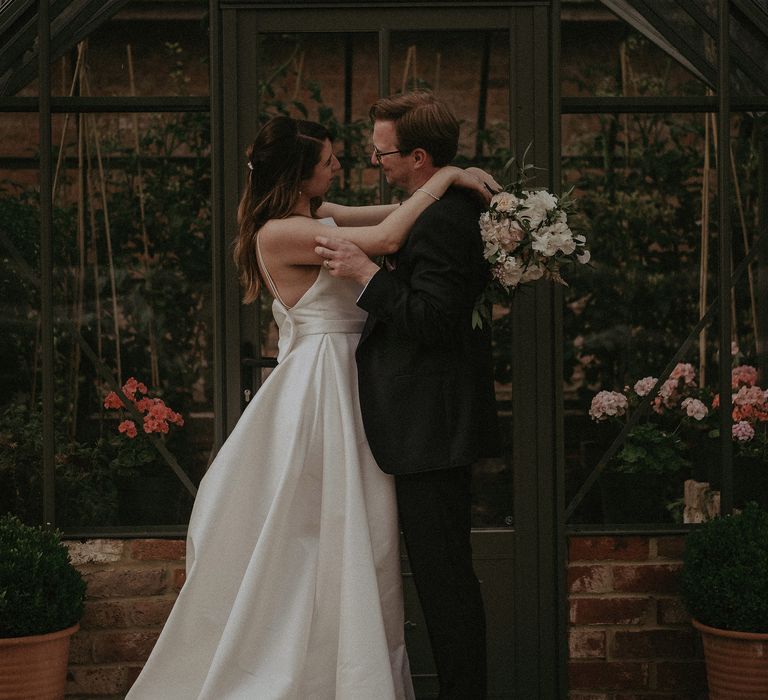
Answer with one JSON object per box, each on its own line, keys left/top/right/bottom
{"left": 0, "top": 46, "right": 212, "bottom": 527}
{"left": 562, "top": 37, "right": 762, "bottom": 400}
{"left": 0, "top": 404, "right": 120, "bottom": 526}
{"left": 0, "top": 514, "right": 86, "bottom": 637}
{"left": 610, "top": 423, "right": 689, "bottom": 475}
{"left": 562, "top": 111, "right": 707, "bottom": 394}
{"left": 681, "top": 503, "right": 768, "bottom": 632}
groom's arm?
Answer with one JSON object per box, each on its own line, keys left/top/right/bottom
{"left": 315, "top": 191, "right": 482, "bottom": 347}
{"left": 360, "top": 200, "right": 477, "bottom": 347}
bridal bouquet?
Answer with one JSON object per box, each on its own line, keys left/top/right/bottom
{"left": 472, "top": 151, "right": 590, "bottom": 329}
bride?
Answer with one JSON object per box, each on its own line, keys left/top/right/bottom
{"left": 125, "top": 115, "right": 495, "bottom": 699}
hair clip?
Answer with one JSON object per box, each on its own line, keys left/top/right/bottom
{"left": 247, "top": 162, "right": 254, "bottom": 171}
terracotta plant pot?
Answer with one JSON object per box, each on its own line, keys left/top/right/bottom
{"left": 693, "top": 618, "right": 768, "bottom": 699}
{"left": 0, "top": 623, "right": 78, "bottom": 700}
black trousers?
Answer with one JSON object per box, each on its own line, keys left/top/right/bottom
{"left": 395, "top": 465, "right": 487, "bottom": 700}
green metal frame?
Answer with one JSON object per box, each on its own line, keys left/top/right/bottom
{"left": 0, "top": 1, "right": 210, "bottom": 537}
{"left": 563, "top": 0, "right": 768, "bottom": 528}
{"left": 3, "top": 0, "right": 766, "bottom": 694}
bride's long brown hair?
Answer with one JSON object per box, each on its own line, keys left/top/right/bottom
{"left": 234, "top": 116, "right": 332, "bottom": 304}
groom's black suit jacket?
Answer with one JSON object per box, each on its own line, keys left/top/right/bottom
{"left": 356, "top": 187, "right": 501, "bottom": 475}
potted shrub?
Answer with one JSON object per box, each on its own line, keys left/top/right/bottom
{"left": 681, "top": 502, "right": 768, "bottom": 698}
{"left": 0, "top": 513, "right": 86, "bottom": 699}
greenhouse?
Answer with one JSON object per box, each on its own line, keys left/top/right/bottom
{"left": 1, "top": 0, "right": 767, "bottom": 697}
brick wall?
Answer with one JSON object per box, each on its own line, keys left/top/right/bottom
{"left": 568, "top": 535, "right": 707, "bottom": 700}
{"left": 64, "top": 535, "right": 706, "bottom": 699}
{"left": 65, "top": 539, "right": 186, "bottom": 699}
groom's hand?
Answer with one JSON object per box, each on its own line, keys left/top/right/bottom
{"left": 315, "top": 236, "right": 380, "bottom": 286}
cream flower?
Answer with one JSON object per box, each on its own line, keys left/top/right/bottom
{"left": 634, "top": 377, "right": 658, "bottom": 397}
{"left": 681, "top": 397, "right": 708, "bottom": 421}
{"left": 518, "top": 190, "right": 558, "bottom": 228}
{"left": 589, "top": 390, "right": 629, "bottom": 421}
{"left": 491, "top": 191, "right": 519, "bottom": 213}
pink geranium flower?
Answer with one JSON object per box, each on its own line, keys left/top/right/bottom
{"left": 589, "top": 390, "right": 628, "bottom": 421}
{"left": 118, "top": 420, "right": 138, "bottom": 438}
{"left": 732, "top": 365, "right": 758, "bottom": 389}
{"left": 633, "top": 377, "right": 657, "bottom": 397}
{"left": 670, "top": 363, "right": 696, "bottom": 386}
{"left": 104, "top": 377, "right": 183, "bottom": 439}
{"left": 732, "top": 421, "right": 755, "bottom": 442}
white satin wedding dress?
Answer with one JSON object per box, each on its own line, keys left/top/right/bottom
{"left": 127, "top": 219, "right": 414, "bottom": 700}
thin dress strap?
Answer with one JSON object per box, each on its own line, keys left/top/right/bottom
{"left": 255, "top": 234, "right": 289, "bottom": 308}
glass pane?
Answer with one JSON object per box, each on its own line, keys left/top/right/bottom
{"left": 717, "top": 114, "right": 768, "bottom": 514}
{"left": 390, "top": 29, "right": 513, "bottom": 529}
{"left": 0, "top": 0, "right": 37, "bottom": 97}
{"left": 47, "top": 110, "right": 212, "bottom": 527}
{"left": 244, "top": 31, "right": 381, "bottom": 396}
{"left": 253, "top": 31, "right": 380, "bottom": 203}
{"left": 561, "top": 111, "right": 709, "bottom": 524}
{"left": 731, "top": 9, "right": 768, "bottom": 98}
{"left": 562, "top": 110, "right": 768, "bottom": 524}
{"left": 0, "top": 114, "right": 40, "bottom": 524}
{"left": 51, "top": 0, "right": 209, "bottom": 97}
{"left": 561, "top": 19, "right": 709, "bottom": 98}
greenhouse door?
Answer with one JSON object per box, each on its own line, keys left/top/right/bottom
{"left": 211, "top": 2, "right": 565, "bottom": 697}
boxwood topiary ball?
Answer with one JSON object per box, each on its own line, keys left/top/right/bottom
{"left": 0, "top": 514, "right": 86, "bottom": 637}
{"left": 681, "top": 502, "right": 768, "bottom": 633}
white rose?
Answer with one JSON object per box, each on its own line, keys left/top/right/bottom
{"left": 519, "top": 190, "right": 558, "bottom": 229}
{"left": 576, "top": 250, "right": 591, "bottom": 264}
{"left": 548, "top": 225, "right": 575, "bottom": 254}
{"left": 531, "top": 231, "right": 559, "bottom": 257}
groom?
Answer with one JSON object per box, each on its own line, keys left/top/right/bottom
{"left": 316, "top": 91, "right": 500, "bottom": 699}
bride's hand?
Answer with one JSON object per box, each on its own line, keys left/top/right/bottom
{"left": 464, "top": 166, "right": 502, "bottom": 195}
{"left": 445, "top": 166, "right": 501, "bottom": 205}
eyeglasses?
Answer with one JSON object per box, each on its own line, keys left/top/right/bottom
{"left": 373, "top": 145, "right": 407, "bottom": 164}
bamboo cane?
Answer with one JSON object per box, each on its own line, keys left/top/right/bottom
{"left": 729, "top": 136, "right": 759, "bottom": 354}
{"left": 710, "top": 114, "right": 757, "bottom": 353}
{"left": 699, "top": 109, "right": 711, "bottom": 387}
{"left": 53, "top": 42, "right": 85, "bottom": 202}
{"left": 84, "top": 111, "right": 105, "bottom": 419}
{"left": 81, "top": 70, "right": 122, "bottom": 384}
{"left": 401, "top": 45, "right": 414, "bottom": 94}
{"left": 127, "top": 44, "right": 160, "bottom": 388}
{"left": 67, "top": 110, "right": 86, "bottom": 440}
{"left": 620, "top": 41, "right": 630, "bottom": 169}
{"left": 413, "top": 46, "right": 418, "bottom": 91}
{"left": 292, "top": 51, "right": 304, "bottom": 101}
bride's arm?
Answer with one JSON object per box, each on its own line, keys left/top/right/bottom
{"left": 316, "top": 165, "right": 500, "bottom": 225}
{"left": 316, "top": 201, "right": 399, "bottom": 226}
{"left": 258, "top": 166, "right": 492, "bottom": 264}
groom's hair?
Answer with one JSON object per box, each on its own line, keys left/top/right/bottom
{"left": 369, "top": 91, "right": 459, "bottom": 167}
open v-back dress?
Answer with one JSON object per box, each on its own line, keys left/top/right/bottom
{"left": 126, "top": 219, "right": 414, "bottom": 699}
